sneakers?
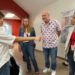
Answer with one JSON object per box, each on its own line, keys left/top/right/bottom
{"left": 36, "top": 72, "right": 39, "bottom": 75}
{"left": 51, "top": 70, "right": 56, "bottom": 75}
{"left": 26, "top": 70, "right": 31, "bottom": 73}
{"left": 62, "top": 61, "right": 69, "bottom": 66}
{"left": 43, "top": 68, "right": 50, "bottom": 73}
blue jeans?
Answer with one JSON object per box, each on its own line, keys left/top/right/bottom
{"left": 0, "top": 62, "right": 10, "bottom": 75}
{"left": 43, "top": 47, "right": 57, "bottom": 70}
{"left": 67, "top": 50, "right": 75, "bottom": 75}
{"left": 22, "top": 44, "right": 39, "bottom": 72}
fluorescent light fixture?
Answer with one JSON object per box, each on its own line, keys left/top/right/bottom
{"left": 5, "top": 13, "right": 15, "bottom": 18}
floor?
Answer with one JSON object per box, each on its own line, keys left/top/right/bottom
{"left": 24, "top": 51, "right": 69, "bottom": 75}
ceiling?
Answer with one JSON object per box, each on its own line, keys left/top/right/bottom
{"left": 0, "top": 0, "right": 56, "bottom": 19}
{"left": 0, "top": 0, "right": 29, "bottom": 19}
{"left": 14, "top": 0, "right": 56, "bottom": 15}
{"left": 1, "top": 10, "right": 20, "bottom": 20}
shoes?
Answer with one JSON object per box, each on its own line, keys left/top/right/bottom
{"left": 43, "top": 68, "right": 50, "bottom": 73}
{"left": 51, "top": 70, "right": 56, "bottom": 75}
{"left": 36, "top": 72, "right": 39, "bottom": 75}
{"left": 26, "top": 70, "right": 31, "bottom": 73}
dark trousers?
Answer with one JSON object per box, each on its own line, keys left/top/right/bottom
{"left": 22, "top": 44, "right": 39, "bottom": 72}
{"left": 10, "top": 57, "right": 19, "bottom": 75}
{"left": 43, "top": 47, "right": 57, "bottom": 70}
{"left": 67, "top": 50, "right": 75, "bottom": 75}
{"left": 0, "top": 62, "right": 10, "bottom": 75}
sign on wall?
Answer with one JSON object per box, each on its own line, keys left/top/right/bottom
{"left": 61, "top": 9, "right": 75, "bottom": 28}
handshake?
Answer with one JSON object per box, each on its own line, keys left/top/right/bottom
{"left": 34, "top": 36, "right": 42, "bottom": 41}
{"left": 15, "top": 36, "right": 42, "bottom": 42}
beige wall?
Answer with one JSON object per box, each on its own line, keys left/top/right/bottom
{"left": 31, "top": 0, "right": 75, "bottom": 58}
{"left": 9, "top": 1, "right": 75, "bottom": 75}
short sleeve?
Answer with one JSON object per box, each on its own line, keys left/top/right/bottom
{"left": 40, "top": 24, "right": 42, "bottom": 33}
{"left": 54, "top": 20, "right": 62, "bottom": 31}
{"left": 0, "top": 31, "right": 16, "bottom": 45}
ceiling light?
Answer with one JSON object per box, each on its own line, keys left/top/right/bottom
{"left": 5, "top": 13, "right": 15, "bottom": 18}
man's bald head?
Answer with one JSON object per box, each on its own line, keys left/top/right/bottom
{"left": 42, "top": 10, "right": 50, "bottom": 16}
{"left": 42, "top": 10, "right": 50, "bottom": 23}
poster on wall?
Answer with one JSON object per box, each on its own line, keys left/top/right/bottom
{"left": 61, "top": 9, "right": 75, "bottom": 28}
{"left": 60, "top": 9, "right": 75, "bottom": 44}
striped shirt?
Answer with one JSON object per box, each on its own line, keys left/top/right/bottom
{"left": 0, "top": 26, "right": 16, "bottom": 68}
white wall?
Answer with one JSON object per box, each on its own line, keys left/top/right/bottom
{"left": 31, "top": 0, "right": 75, "bottom": 58}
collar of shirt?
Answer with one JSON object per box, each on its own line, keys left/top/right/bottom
{"left": 43, "top": 20, "right": 52, "bottom": 27}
